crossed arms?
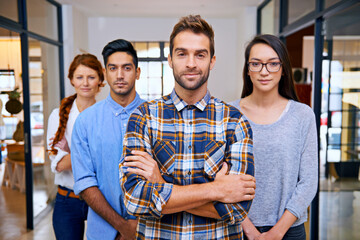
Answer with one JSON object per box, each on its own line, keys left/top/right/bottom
{"left": 124, "top": 150, "right": 256, "bottom": 220}
{"left": 120, "top": 111, "right": 256, "bottom": 224}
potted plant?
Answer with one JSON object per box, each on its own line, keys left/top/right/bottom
{"left": 5, "top": 87, "right": 23, "bottom": 115}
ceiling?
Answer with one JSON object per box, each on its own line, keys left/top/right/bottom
{"left": 56, "top": 0, "right": 263, "bottom": 18}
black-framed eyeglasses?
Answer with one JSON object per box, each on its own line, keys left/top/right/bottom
{"left": 248, "top": 62, "right": 282, "bottom": 72}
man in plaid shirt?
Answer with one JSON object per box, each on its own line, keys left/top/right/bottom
{"left": 120, "top": 15, "right": 256, "bottom": 239}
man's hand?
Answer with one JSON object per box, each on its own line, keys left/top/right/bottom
{"left": 212, "top": 163, "right": 256, "bottom": 203}
{"left": 124, "top": 150, "right": 165, "bottom": 183}
{"left": 80, "top": 187, "right": 138, "bottom": 239}
{"left": 119, "top": 219, "right": 138, "bottom": 240}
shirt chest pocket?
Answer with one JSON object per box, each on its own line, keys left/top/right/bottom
{"left": 153, "top": 140, "right": 176, "bottom": 176}
{"left": 204, "top": 140, "right": 226, "bottom": 178}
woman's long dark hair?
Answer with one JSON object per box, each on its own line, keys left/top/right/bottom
{"left": 241, "top": 34, "right": 299, "bottom": 101}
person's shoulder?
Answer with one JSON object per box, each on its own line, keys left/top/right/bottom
{"left": 48, "top": 108, "right": 59, "bottom": 120}
{"left": 139, "top": 95, "right": 169, "bottom": 109}
{"left": 289, "top": 101, "right": 316, "bottom": 128}
{"left": 228, "top": 99, "right": 241, "bottom": 110}
{"left": 212, "top": 97, "right": 242, "bottom": 118}
{"left": 290, "top": 100, "right": 315, "bottom": 117}
{"left": 50, "top": 107, "right": 59, "bottom": 115}
{"left": 77, "top": 99, "right": 106, "bottom": 120}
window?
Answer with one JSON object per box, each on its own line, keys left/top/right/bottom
{"left": 0, "top": 0, "right": 18, "bottom": 22}
{"left": 0, "top": 69, "right": 16, "bottom": 91}
{"left": 288, "top": 0, "right": 315, "bottom": 25}
{"left": 133, "top": 42, "right": 174, "bottom": 101}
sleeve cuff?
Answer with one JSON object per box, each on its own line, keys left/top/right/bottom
{"left": 148, "top": 182, "right": 173, "bottom": 218}
{"left": 73, "top": 176, "right": 99, "bottom": 195}
{"left": 286, "top": 206, "right": 301, "bottom": 219}
{"left": 214, "top": 202, "right": 236, "bottom": 224}
{"left": 214, "top": 201, "right": 251, "bottom": 225}
{"left": 157, "top": 182, "right": 173, "bottom": 205}
{"left": 50, "top": 148, "right": 69, "bottom": 173}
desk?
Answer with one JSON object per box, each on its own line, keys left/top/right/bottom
{"left": 2, "top": 157, "right": 43, "bottom": 193}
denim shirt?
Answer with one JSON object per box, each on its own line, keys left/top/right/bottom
{"left": 72, "top": 93, "right": 145, "bottom": 240}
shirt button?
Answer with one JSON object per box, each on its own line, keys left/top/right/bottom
{"left": 188, "top": 145, "right": 192, "bottom": 150}
{"left": 188, "top": 220, "right": 192, "bottom": 224}
{"left": 187, "top": 171, "right": 191, "bottom": 175}
{"left": 189, "top": 121, "right": 192, "bottom": 125}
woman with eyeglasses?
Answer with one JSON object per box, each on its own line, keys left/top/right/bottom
{"left": 47, "top": 53, "right": 105, "bottom": 240}
{"left": 230, "top": 34, "right": 318, "bottom": 240}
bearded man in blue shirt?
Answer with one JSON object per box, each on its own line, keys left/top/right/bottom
{"left": 71, "top": 39, "right": 145, "bottom": 240}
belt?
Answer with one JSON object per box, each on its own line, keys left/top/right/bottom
{"left": 57, "top": 186, "right": 80, "bottom": 199}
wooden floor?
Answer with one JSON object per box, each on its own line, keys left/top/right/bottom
{"left": 0, "top": 163, "right": 55, "bottom": 240}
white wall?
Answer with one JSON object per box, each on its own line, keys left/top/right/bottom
{"left": 87, "top": 10, "right": 257, "bottom": 102}
{"left": 62, "top": 5, "right": 90, "bottom": 98}
{"left": 61, "top": 8, "right": 258, "bottom": 102}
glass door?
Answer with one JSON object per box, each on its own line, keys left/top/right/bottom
{"left": 28, "top": 38, "right": 60, "bottom": 217}
{"left": 319, "top": 4, "right": 360, "bottom": 240}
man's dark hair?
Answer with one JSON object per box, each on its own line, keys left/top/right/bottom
{"left": 170, "top": 15, "right": 215, "bottom": 58}
{"left": 102, "top": 39, "right": 138, "bottom": 68}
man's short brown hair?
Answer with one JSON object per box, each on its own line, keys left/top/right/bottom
{"left": 169, "top": 15, "right": 215, "bottom": 58}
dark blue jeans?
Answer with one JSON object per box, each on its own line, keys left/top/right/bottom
{"left": 244, "top": 223, "right": 306, "bottom": 240}
{"left": 52, "top": 190, "right": 88, "bottom": 240}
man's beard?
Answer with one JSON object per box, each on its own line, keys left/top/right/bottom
{"left": 110, "top": 80, "right": 134, "bottom": 96}
{"left": 173, "top": 68, "right": 210, "bottom": 91}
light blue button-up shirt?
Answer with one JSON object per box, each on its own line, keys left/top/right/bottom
{"left": 71, "top": 93, "right": 145, "bottom": 240}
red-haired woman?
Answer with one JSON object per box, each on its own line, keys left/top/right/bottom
{"left": 47, "top": 54, "right": 104, "bottom": 240}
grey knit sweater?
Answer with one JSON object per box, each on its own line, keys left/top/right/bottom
{"left": 229, "top": 99, "right": 318, "bottom": 227}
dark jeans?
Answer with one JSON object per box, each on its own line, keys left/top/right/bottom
{"left": 244, "top": 223, "right": 306, "bottom": 240}
{"left": 52, "top": 191, "right": 88, "bottom": 240}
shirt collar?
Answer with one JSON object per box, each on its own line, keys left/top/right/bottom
{"left": 170, "top": 89, "right": 211, "bottom": 112}
{"left": 106, "top": 93, "right": 144, "bottom": 116}
{"left": 72, "top": 98, "right": 80, "bottom": 114}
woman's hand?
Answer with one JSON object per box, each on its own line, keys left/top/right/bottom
{"left": 242, "top": 217, "right": 261, "bottom": 240}
{"left": 257, "top": 230, "right": 283, "bottom": 240}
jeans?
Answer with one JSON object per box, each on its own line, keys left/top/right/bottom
{"left": 244, "top": 223, "right": 306, "bottom": 240}
{"left": 52, "top": 191, "right": 88, "bottom": 240}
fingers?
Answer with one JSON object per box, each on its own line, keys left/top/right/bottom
{"left": 123, "top": 160, "right": 146, "bottom": 169}
{"left": 241, "top": 193, "right": 255, "bottom": 201}
{"left": 124, "top": 155, "right": 148, "bottom": 166}
{"left": 239, "top": 174, "right": 256, "bottom": 182}
{"left": 126, "top": 167, "right": 148, "bottom": 178}
{"left": 131, "top": 150, "right": 154, "bottom": 162}
{"left": 244, "top": 187, "right": 256, "bottom": 196}
{"left": 216, "top": 162, "right": 228, "bottom": 177}
{"left": 124, "top": 150, "right": 157, "bottom": 165}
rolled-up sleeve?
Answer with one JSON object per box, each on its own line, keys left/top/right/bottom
{"left": 213, "top": 117, "right": 254, "bottom": 224}
{"left": 120, "top": 110, "right": 173, "bottom": 218}
{"left": 71, "top": 115, "right": 98, "bottom": 195}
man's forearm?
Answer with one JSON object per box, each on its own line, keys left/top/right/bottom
{"left": 162, "top": 183, "right": 216, "bottom": 214}
{"left": 186, "top": 202, "right": 221, "bottom": 219}
{"left": 80, "top": 186, "right": 127, "bottom": 232}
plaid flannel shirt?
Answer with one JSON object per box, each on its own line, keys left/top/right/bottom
{"left": 120, "top": 90, "right": 254, "bottom": 240}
